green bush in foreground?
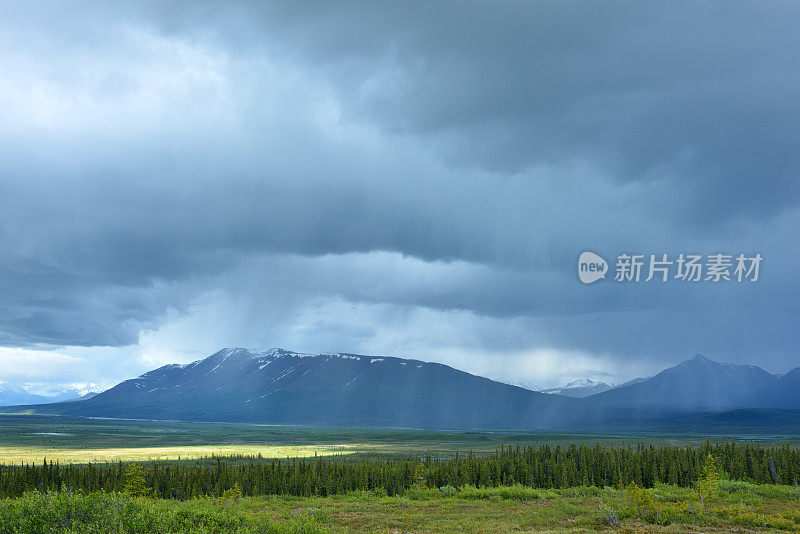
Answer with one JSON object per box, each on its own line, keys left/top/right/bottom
{"left": 0, "top": 491, "right": 328, "bottom": 534}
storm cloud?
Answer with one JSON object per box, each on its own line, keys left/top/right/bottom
{"left": 0, "top": 1, "right": 798, "bottom": 388}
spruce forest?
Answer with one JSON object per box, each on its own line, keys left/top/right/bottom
{"left": 2, "top": 442, "right": 798, "bottom": 499}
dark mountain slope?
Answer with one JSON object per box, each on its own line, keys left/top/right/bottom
{"left": 748, "top": 368, "right": 800, "bottom": 409}
{"left": 9, "top": 348, "right": 581, "bottom": 430}
{"left": 589, "top": 355, "right": 777, "bottom": 410}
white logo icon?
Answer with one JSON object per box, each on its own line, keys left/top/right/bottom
{"left": 578, "top": 251, "right": 608, "bottom": 284}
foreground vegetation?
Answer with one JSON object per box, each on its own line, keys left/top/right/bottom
{"left": 1, "top": 478, "right": 799, "bottom": 533}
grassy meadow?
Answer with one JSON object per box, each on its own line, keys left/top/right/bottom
{"left": 1, "top": 480, "right": 799, "bottom": 533}
{"left": 1, "top": 414, "right": 796, "bottom": 464}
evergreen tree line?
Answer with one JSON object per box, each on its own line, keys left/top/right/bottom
{"left": 0, "top": 442, "right": 797, "bottom": 499}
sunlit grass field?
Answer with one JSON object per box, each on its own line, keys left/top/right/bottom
{"left": 0, "top": 444, "right": 369, "bottom": 464}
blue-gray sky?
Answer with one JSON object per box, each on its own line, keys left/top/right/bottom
{"left": 0, "top": 1, "right": 798, "bottom": 390}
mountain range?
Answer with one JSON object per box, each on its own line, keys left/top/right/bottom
{"left": 2, "top": 349, "right": 798, "bottom": 432}
{"left": 0, "top": 383, "right": 99, "bottom": 406}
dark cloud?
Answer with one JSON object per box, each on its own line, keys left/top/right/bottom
{"left": 0, "top": 1, "right": 798, "bottom": 383}
{"left": 203, "top": 1, "right": 800, "bottom": 218}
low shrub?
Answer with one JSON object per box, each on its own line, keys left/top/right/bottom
{"left": 438, "top": 485, "right": 458, "bottom": 497}
{"left": 404, "top": 487, "right": 442, "bottom": 501}
{"left": 0, "top": 491, "right": 329, "bottom": 534}
{"left": 458, "top": 484, "right": 546, "bottom": 501}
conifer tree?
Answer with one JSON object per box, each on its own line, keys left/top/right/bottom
{"left": 123, "top": 463, "right": 152, "bottom": 497}
{"left": 698, "top": 453, "right": 719, "bottom": 513}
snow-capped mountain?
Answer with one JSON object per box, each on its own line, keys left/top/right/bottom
{"left": 508, "top": 380, "right": 542, "bottom": 391}
{"left": 7, "top": 348, "right": 577, "bottom": 429}
{"left": 0, "top": 382, "right": 104, "bottom": 406}
{"left": 540, "top": 378, "right": 613, "bottom": 398}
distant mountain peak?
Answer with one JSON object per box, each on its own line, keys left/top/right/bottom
{"left": 669, "top": 354, "right": 772, "bottom": 378}
{"left": 137, "top": 347, "right": 426, "bottom": 381}
{"left": 674, "top": 354, "right": 716, "bottom": 368}
{"left": 0, "top": 382, "right": 103, "bottom": 406}
{"left": 213, "top": 347, "right": 365, "bottom": 361}
{"left": 667, "top": 354, "right": 721, "bottom": 373}
{"left": 594, "top": 354, "right": 778, "bottom": 409}
{"left": 784, "top": 367, "right": 800, "bottom": 377}
{"left": 214, "top": 347, "right": 289, "bottom": 359}
{"left": 563, "top": 378, "right": 600, "bottom": 388}
{"left": 540, "top": 378, "right": 613, "bottom": 398}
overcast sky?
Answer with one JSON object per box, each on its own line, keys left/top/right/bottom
{"left": 1, "top": 1, "right": 798, "bottom": 391}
